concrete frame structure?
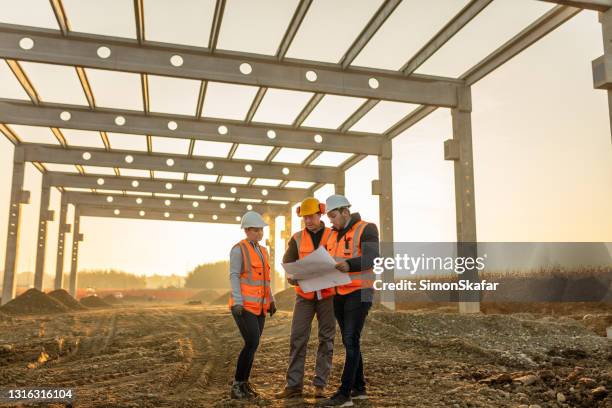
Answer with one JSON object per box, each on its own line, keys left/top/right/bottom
{"left": 0, "top": 1, "right": 609, "bottom": 312}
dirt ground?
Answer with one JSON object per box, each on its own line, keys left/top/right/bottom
{"left": 0, "top": 302, "right": 610, "bottom": 408}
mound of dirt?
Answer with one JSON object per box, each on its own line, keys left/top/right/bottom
{"left": 102, "top": 294, "right": 123, "bottom": 304}
{"left": 274, "top": 287, "right": 296, "bottom": 311}
{"left": 188, "top": 289, "right": 221, "bottom": 303}
{"left": 80, "top": 295, "right": 111, "bottom": 308}
{"left": 0, "top": 288, "right": 68, "bottom": 315}
{"left": 47, "top": 289, "right": 87, "bottom": 310}
{"left": 211, "top": 291, "right": 231, "bottom": 305}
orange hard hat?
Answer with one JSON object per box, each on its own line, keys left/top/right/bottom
{"left": 296, "top": 197, "right": 325, "bottom": 217}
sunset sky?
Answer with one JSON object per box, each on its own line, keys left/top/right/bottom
{"left": 0, "top": 0, "right": 610, "bottom": 282}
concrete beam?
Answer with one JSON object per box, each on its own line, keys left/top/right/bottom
{"left": 63, "top": 191, "right": 282, "bottom": 216}
{"left": 401, "top": 0, "right": 494, "bottom": 75}
{"left": 538, "top": 0, "right": 611, "bottom": 11}
{"left": 341, "top": 0, "right": 402, "bottom": 69}
{"left": 79, "top": 205, "right": 243, "bottom": 224}
{"left": 462, "top": 5, "right": 581, "bottom": 85}
{"left": 0, "top": 99, "right": 382, "bottom": 155}
{"left": 18, "top": 144, "right": 338, "bottom": 184}
{"left": 46, "top": 172, "right": 306, "bottom": 203}
{"left": 0, "top": 25, "right": 461, "bottom": 107}
{"left": 386, "top": 5, "right": 580, "bottom": 141}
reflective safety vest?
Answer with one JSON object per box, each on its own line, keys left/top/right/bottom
{"left": 327, "top": 220, "right": 375, "bottom": 295}
{"left": 228, "top": 240, "right": 272, "bottom": 315}
{"left": 292, "top": 227, "right": 335, "bottom": 300}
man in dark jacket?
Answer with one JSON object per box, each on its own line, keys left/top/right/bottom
{"left": 320, "top": 194, "right": 379, "bottom": 407}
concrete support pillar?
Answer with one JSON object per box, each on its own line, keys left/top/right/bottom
{"left": 282, "top": 208, "right": 292, "bottom": 290}
{"left": 1, "top": 148, "right": 30, "bottom": 305}
{"left": 265, "top": 214, "right": 277, "bottom": 293}
{"left": 373, "top": 141, "right": 395, "bottom": 310}
{"left": 335, "top": 172, "right": 346, "bottom": 195}
{"left": 596, "top": 9, "right": 612, "bottom": 142}
{"left": 68, "top": 207, "right": 82, "bottom": 297}
{"left": 445, "top": 86, "right": 480, "bottom": 314}
{"left": 34, "top": 176, "right": 54, "bottom": 290}
{"left": 54, "top": 194, "right": 70, "bottom": 290}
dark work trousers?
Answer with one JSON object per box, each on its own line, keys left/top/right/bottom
{"left": 333, "top": 289, "right": 372, "bottom": 396}
{"left": 232, "top": 309, "right": 266, "bottom": 382}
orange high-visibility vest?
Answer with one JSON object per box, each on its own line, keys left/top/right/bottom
{"left": 327, "top": 220, "right": 375, "bottom": 295}
{"left": 292, "top": 227, "right": 335, "bottom": 300}
{"left": 228, "top": 240, "right": 272, "bottom": 315}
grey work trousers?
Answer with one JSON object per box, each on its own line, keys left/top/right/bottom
{"left": 286, "top": 293, "right": 336, "bottom": 389}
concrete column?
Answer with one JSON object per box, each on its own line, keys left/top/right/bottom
{"left": 373, "top": 141, "right": 395, "bottom": 310}
{"left": 1, "top": 148, "right": 30, "bottom": 305}
{"left": 68, "top": 207, "right": 82, "bottom": 297}
{"left": 34, "top": 176, "right": 54, "bottom": 290}
{"left": 445, "top": 86, "right": 480, "bottom": 314}
{"left": 282, "top": 208, "right": 292, "bottom": 290}
{"left": 54, "top": 194, "right": 70, "bottom": 290}
{"left": 266, "top": 214, "right": 277, "bottom": 293}
{"left": 597, "top": 9, "right": 612, "bottom": 142}
{"left": 335, "top": 171, "right": 346, "bottom": 195}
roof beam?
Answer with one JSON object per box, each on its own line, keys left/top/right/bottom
{"left": 537, "top": 0, "right": 611, "bottom": 11}
{"left": 208, "top": 0, "right": 226, "bottom": 52}
{"left": 341, "top": 0, "right": 402, "bottom": 69}
{"left": 78, "top": 205, "right": 243, "bottom": 224}
{"left": 276, "top": 0, "right": 313, "bottom": 59}
{"left": 385, "top": 5, "right": 580, "bottom": 141}
{"left": 401, "top": 0, "right": 493, "bottom": 75}
{"left": 0, "top": 99, "right": 382, "bottom": 155}
{"left": 19, "top": 144, "right": 337, "bottom": 183}
{"left": 63, "top": 191, "right": 280, "bottom": 215}
{"left": 45, "top": 172, "right": 307, "bottom": 202}
{"left": 0, "top": 25, "right": 461, "bottom": 107}
{"left": 462, "top": 5, "right": 581, "bottom": 85}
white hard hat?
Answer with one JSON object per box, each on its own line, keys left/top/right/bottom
{"left": 240, "top": 211, "right": 268, "bottom": 229}
{"left": 325, "top": 194, "right": 351, "bottom": 213}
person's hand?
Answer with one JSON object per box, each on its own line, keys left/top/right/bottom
{"left": 231, "top": 304, "right": 244, "bottom": 316}
{"left": 268, "top": 301, "right": 277, "bottom": 316}
{"left": 335, "top": 261, "right": 350, "bottom": 273}
{"left": 287, "top": 278, "right": 298, "bottom": 286}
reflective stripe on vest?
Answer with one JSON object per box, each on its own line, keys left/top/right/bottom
{"left": 229, "top": 240, "right": 271, "bottom": 314}
{"left": 292, "top": 227, "right": 334, "bottom": 300}
{"left": 327, "top": 220, "right": 375, "bottom": 294}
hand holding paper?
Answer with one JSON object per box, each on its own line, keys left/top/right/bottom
{"left": 282, "top": 246, "right": 351, "bottom": 293}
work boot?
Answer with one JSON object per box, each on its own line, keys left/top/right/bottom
{"left": 230, "top": 381, "right": 249, "bottom": 399}
{"left": 274, "top": 386, "right": 303, "bottom": 399}
{"left": 314, "top": 386, "right": 326, "bottom": 398}
{"left": 244, "top": 382, "right": 260, "bottom": 398}
{"left": 319, "top": 391, "right": 353, "bottom": 407}
{"left": 350, "top": 388, "right": 368, "bottom": 400}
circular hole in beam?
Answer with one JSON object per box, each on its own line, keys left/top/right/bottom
{"left": 170, "top": 55, "right": 183, "bottom": 67}
{"left": 19, "top": 37, "right": 34, "bottom": 50}
{"left": 239, "top": 63, "right": 252, "bottom": 75}
{"left": 314, "top": 134, "right": 323, "bottom": 143}
{"left": 167, "top": 121, "right": 178, "bottom": 130}
{"left": 218, "top": 125, "right": 228, "bottom": 135}
{"left": 97, "top": 46, "right": 111, "bottom": 59}
{"left": 267, "top": 130, "right": 276, "bottom": 139}
{"left": 82, "top": 152, "right": 91, "bottom": 160}
{"left": 60, "top": 111, "right": 71, "bottom": 121}
{"left": 115, "top": 116, "right": 126, "bottom": 126}
{"left": 368, "top": 77, "right": 379, "bottom": 89}
{"left": 125, "top": 155, "right": 134, "bottom": 163}
{"left": 305, "top": 70, "right": 317, "bottom": 82}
